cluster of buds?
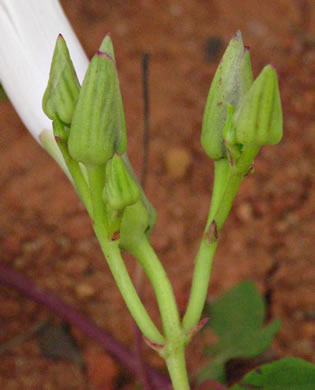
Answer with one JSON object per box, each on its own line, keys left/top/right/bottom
{"left": 201, "top": 31, "right": 283, "bottom": 175}
{"left": 42, "top": 34, "right": 156, "bottom": 248}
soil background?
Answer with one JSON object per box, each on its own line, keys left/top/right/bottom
{"left": 0, "top": 0, "right": 314, "bottom": 389}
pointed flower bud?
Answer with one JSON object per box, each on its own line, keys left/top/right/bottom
{"left": 99, "top": 34, "right": 127, "bottom": 154}
{"left": 42, "top": 34, "right": 80, "bottom": 125}
{"left": 103, "top": 154, "right": 140, "bottom": 210}
{"left": 233, "top": 65, "right": 283, "bottom": 146}
{"left": 201, "top": 31, "right": 254, "bottom": 160}
{"left": 68, "top": 47, "right": 125, "bottom": 166}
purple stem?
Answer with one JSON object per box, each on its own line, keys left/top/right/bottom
{"left": 0, "top": 264, "right": 170, "bottom": 390}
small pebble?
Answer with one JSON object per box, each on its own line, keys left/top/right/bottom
{"left": 75, "top": 283, "right": 96, "bottom": 299}
{"left": 64, "top": 256, "right": 89, "bottom": 276}
{"left": 236, "top": 202, "right": 253, "bottom": 222}
{"left": 165, "top": 146, "right": 192, "bottom": 179}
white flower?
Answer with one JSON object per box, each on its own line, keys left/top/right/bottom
{"left": 0, "top": 0, "right": 89, "bottom": 171}
{"left": 0, "top": 0, "right": 89, "bottom": 141}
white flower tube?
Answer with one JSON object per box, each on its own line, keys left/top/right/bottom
{"left": 0, "top": 0, "right": 89, "bottom": 171}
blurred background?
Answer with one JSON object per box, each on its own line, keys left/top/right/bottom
{"left": 0, "top": 0, "right": 314, "bottom": 389}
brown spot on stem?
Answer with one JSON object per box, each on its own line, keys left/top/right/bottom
{"left": 204, "top": 220, "right": 218, "bottom": 244}
{"left": 54, "top": 136, "right": 62, "bottom": 143}
{"left": 111, "top": 231, "right": 120, "bottom": 241}
{"left": 244, "top": 163, "right": 255, "bottom": 177}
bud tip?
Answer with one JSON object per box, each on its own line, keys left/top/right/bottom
{"left": 96, "top": 50, "right": 115, "bottom": 63}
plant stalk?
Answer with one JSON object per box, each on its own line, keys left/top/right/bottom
{"left": 183, "top": 165, "right": 243, "bottom": 334}
{"left": 86, "top": 165, "right": 164, "bottom": 345}
{"left": 130, "top": 236, "right": 191, "bottom": 390}
{"left": 165, "top": 345, "right": 190, "bottom": 390}
{"left": 93, "top": 228, "right": 165, "bottom": 345}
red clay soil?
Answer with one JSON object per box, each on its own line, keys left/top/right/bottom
{"left": 0, "top": 0, "right": 314, "bottom": 389}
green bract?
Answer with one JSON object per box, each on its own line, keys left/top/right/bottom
{"left": 103, "top": 154, "right": 140, "bottom": 210}
{"left": 42, "top": 34, "right": 80, "bottom": 125}
{"left": 233, "top": 65, "right": 283, "bottom": 146}
{"left": 201, "top": 31, "right": 253, "bottom": 160}
{"left": 68, "top": 45, "right": 125, "bottom": 166}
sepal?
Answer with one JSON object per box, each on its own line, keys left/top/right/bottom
{"left": 42, "top": 34, "right": 80, "bottom": 125}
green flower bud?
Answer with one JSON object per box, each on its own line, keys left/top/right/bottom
{"left": 68, "top": 47, "right": 125, "bottom": 166}
{"left": 103, "top": 154, "right": 140, "bottom": 210}
{"left": 233, "top": 65, "right": 283, "bottom": 146}
{"left": 201, "top": 31, "right": 254, "bottom": 160}
{"left": 119, "top": 200, "right": 150, "bottom": 252}
{"left": 99, "top": 35, "right": 127, "bottom": 154}
{"left": 103, "top": 153, "right": 157, "bottom": 243}
{"left": 42, "top": 34, "right": 80, "bottom": 125}
{"left": 121, "top": 154, "right": 157, "bottom": 237}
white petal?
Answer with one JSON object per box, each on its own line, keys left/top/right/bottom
{"left": 0, "top": 0, "right": 89, "bottom": 143}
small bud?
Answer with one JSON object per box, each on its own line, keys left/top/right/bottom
{"left": 201, "top": 31, "right": 254, "bottom": 160}
{"left": 119, "top": 200, "right": 150, "bottom": 252}
{"left": 68, "top": 48, "right": 125, "bottom": 166}
{"left": 122, "top": 154, "right": 157, "bottom": 237}
{"left": 42, "top": 34, "right": 80, "bottom": 125}
{"left": 103, "top": 154, "right": 140, "bottom": 210}
{"left": 233, "top": 65, "right": 283, "bottom": 146}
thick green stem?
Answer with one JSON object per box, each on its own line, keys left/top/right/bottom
{"left": 87, "top": 166, "right": 164, "bottom": 345}
{"left": 212, "top": 173, "right": 242, "bottom": 232}
{"left": 183, "top": 169, "right": 243, "bottom": 334}
{"left": 86, "top": 165, "right": 108, "bottom": 230}
{"left": 129, "top": 236, "right": 181, "bottom": 340}
{"left": 95, "top": 236, "right": 165, "bottom": 345}
{"left": 165, "top": 345, "right": 190, "bottom": 390}
{"left": 130, "top": 236, "right": 190, "bottom": 390}
{"left": 58, "top": 142, "right": 93, "bottom": 216}
{"left": 208, "top": 159, "right": 230, "bottom": 223}
{"left": 182, "top": 239, "right": 218, "bottom": 333}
